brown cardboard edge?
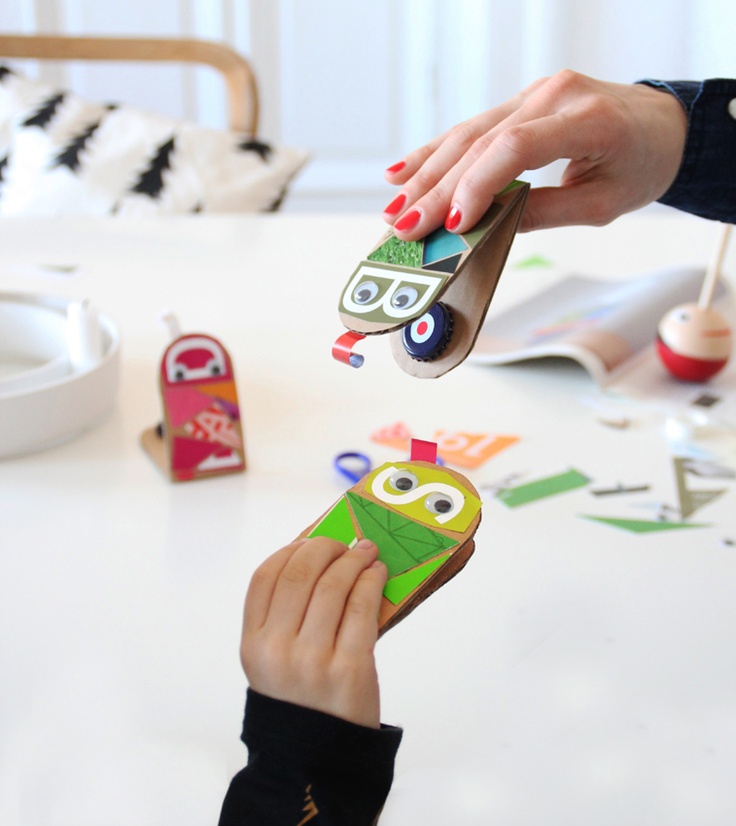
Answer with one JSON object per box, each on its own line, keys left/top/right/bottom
{"left": 390, "top": 183, "right": 530, "bottom": 378}
{"left": 377, "top": 539, "right": 476, "bottom": 636}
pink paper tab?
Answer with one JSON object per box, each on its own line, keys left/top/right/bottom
{"left": 410, "top": 438, "right": 438, "bottom": 464}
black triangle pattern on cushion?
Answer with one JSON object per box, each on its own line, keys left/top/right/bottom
{"left": 237, "top": 138, "right": 272, "bottom": 162}
{"left": 22, "top": 93, "right": 66, "bottom": 129}
{"left": 0, "top": 69, "right": 308, "bottom": 214}
{"left": 130, "top": 137, "right": 176, "bottom": 199}
{"left": 51, "top": 120, "right": 104, "bottom": 172}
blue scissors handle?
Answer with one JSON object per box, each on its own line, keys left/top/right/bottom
{"left": 333, "top": 451, "right": 372, "bottom": 485}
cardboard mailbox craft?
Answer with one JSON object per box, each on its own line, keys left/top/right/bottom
{"left": 140, "top": 332, "right": 246, "bottom": 482}
{"left": 333, "top": 181, "right": 530, "bottom": 378}
{"left": 301, "top": 440, "right": 482, "bottom": 635}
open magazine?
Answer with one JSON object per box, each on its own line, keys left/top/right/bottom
{"left": 469, "top": 265, "right": 729, "bottom": 386}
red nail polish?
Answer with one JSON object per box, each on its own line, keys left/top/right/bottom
{"left": 394, "top": 208, "right": 421, "bottom": 232}
{"left": 386, "top": 161, "right": 406, "bottom": 175}
{"left": 383, "top": 192, "right": 407, "bottom": 216}
{"left": 445, "top": 204, "right": 462, "bottom": 231}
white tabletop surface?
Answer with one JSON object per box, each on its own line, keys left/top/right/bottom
{"left": 1, "top": 211, "right": 735, "bottom": 826}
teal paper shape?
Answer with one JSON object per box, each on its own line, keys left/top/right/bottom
{"left": 422, "top": 227, "right": 468, "bottom": 267}
{"left": 346, "top": 492, "right": 457, "bottom": 578}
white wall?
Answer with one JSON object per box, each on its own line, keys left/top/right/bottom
{"left": 1, "top": 0, "right": 734, "bottom": 211}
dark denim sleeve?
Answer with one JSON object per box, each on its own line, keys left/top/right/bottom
{"left": 637, "top": 79, "right": 736, "bottom": 222}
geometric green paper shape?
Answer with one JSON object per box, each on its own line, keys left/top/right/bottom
{"left": 346, "top": 492, "right": 457, "bottom": 578}
{"left": 581, "top": 515, "right": 709, "bottom": 534}
{"left": 308, "top": 496, "right": 358, "bottom": 546}
{"left": 383, "top": 552, "right": 452, "bottom": 605}
{"left": 497, "top": 468, "right": 590, "bottom": 508}
{"left": 512, "top": 253, "right": 554, "bottom": 269}
{"left": 673, "top": 456, "right": 726, "bottom": 518}
{"left": 368, "top": 235, "right": 422, "bottom": 269}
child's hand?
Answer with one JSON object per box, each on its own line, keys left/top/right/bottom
{"left": 240, "top": 537, "right": 388, "bottom": 729}
{"left": 383, "top": 70, "right": 687, "bottom": 238}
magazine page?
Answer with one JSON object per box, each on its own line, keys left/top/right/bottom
{"left": 469, "top": 265, "right": 714, "bottom": 385}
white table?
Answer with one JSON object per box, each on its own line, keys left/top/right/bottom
{"left": 1, "top": 212, "right": 735, "bottom": 826}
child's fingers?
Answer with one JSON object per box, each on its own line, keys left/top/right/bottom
{"left": 298, "top": 539, "right": 380, "bottom": 647}
{"left": 242, "top": 539, "right": 308, "bottom": 632}
{"left": 263, "top": 536, "right": 349, "bottom": 638}
{"left": 336, "top": 559, "right": 388, "bottom": 655}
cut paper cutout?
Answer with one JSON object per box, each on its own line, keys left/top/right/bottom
{"left": 496, "top": 468, "right": 590, "bottom": 508}
{"left": 410, "top": 438, "right": 438, "bottom": 464}
{"left": 422, "top": 253, "right": 464, "bottom": 274}
{"left": 300, "top": 453, "right": 481, "bottom": 635}
{"left": 308, "top": 497, "right": 358, "bottom": 546}
{"left": 370, "top": 422, "right": 520, "bottom": 469}
{"left": 512, "top": 253, "right": 554, "bottom": 269}
{"left": 332, "top": 330, "right": 366, "bottom": 368}
{"left": 336, "top": 181, "right": 530, "bottom": 378}
{"left": 590, "top": 483, "right": 651, "bottom": 496}
{"left": 347, "top": 492, "right": 458, "bottom": 578}
{"left": 370, "top": 421, "right": 413, "bottom": 452}
{"left": 422, "top": 227, "right": 469, "bottom": 265}
{"left": 582, "top": 515, "right": 708, "bottom": 534}
{"left": 434, "top": 430, "right": 519, "bottom": 469}
{"left": 366, "top": 461, "right": 481, "bottom": 532}
{"left": 673, "top": 456, "right": 727, "bottom": 518}
{"left": 383, "top": 553, "right": 452, "bottom": 605}
{"left": 140, "top": 330, "right": 246, "bottom": 482}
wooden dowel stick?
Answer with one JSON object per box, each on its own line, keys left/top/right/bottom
{"left": 699, "top": 223, "right": 732, "bottom": 309}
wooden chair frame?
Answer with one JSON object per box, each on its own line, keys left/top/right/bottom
{"left": 0, "top": 33, "right": 259, "bottom": 135}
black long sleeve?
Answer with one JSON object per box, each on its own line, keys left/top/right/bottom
{"left": 218, "top": 690, "right": 402, "bottom": 826}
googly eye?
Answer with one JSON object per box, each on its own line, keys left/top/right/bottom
{"left": 210, "top": 364, "right": 221, "bottom": 376}
{"left": 425, "top": 491, "right": 455, "bottom": 516}
{"left": 174, "top": 369, "right": 186, "bottom": 381}
{"left": 391, "top": 286, "right": 420, "bottom": 310}
{"left": 353, "top": 280, "right": 380, "bottom": 305}
{"left": 389, "top": 469, "right": 418, "bottom": 492}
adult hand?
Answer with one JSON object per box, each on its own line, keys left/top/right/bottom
{"left": 382, "top": 70, "right": 687, "bottom": 239}
{"left": 240, "top": 537, "right": 387, "bottom": 729}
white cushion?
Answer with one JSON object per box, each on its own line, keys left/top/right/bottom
{"left": 0, "top": 66, "right": 308, "bottom": 215}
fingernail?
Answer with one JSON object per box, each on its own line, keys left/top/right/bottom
{"left": 355, "top": 538, "right": 377, "bottom": 551}
{"left": 385, "top": 160, "right": 406, "bottom": 175}
{"left": 445, "top": 204, "right": 462, "bottom": 231}
{"left": 383, "top": 192, "right": 406, "bottom": 216}
{"left": 393, "top": 208, "right": 421, "bottom": 232}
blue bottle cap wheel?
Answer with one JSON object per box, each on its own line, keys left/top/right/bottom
{"left": 402, "top": 302, "right": 454, "bottom": 361}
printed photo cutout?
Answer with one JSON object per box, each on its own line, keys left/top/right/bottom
{"left": 334, "top": 180, "right": 529, "bottom": 378}
{"left": 300, "top": 442, "right": 482, "bottom": 635}
{"left": 140, "top": 332, "right": 246, "bottom": 482}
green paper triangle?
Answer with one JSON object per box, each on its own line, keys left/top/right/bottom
{"left": 513, "top": 254, "right": 554, "bottom": 269}
{"left": 346, "top": 492, "right": 457, "bottom": 578}
{"left": 581, "top": 515, "right": 708, "bottom": 534}
{"left": 383, "top": 552, "right": 452, "bottom": 605}
{"left": 308, "top": 496, "right": 357, "bottom": 546}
